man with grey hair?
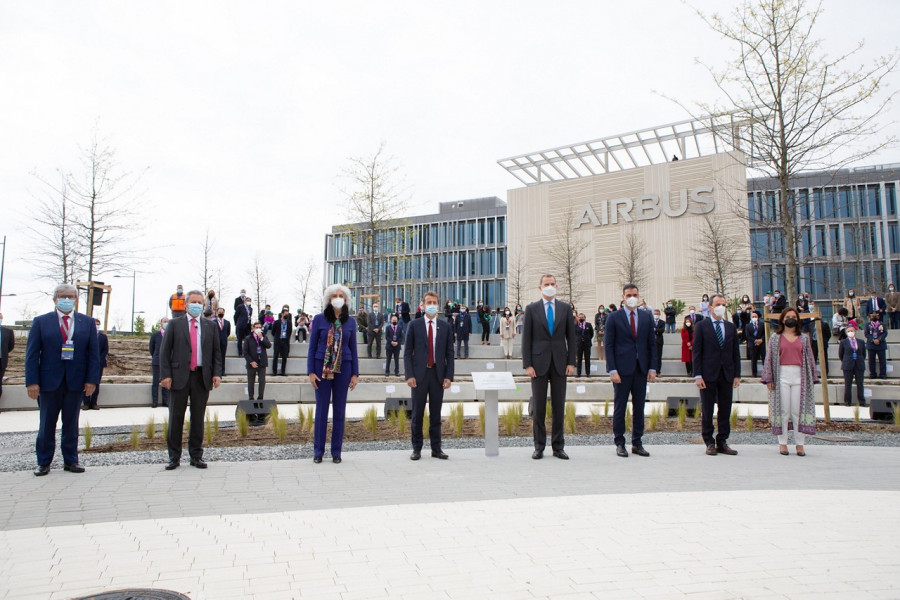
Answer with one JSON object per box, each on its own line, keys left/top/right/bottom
{"left": 25, "top": 283, "right": 101, "bottom": 476}
{"left": 160, "top": 289, "right": 223, "bottom": 470}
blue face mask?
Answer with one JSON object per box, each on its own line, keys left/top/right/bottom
{"left": 187, "top": 303, "right": 203, "bottom": 317}
{"left": 425, "top": 305, "right": 439, "bottom": 317}
{"left": 57, "top": 298, "right": 75, "bottom": 313}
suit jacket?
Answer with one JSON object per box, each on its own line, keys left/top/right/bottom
{"left": 0, "top": 327, "right": 14, "bottom": 373}
{"left": 306, "top": 311, "right": 360, "bottom": 376}
{"left": 98, "top": 332, "right": 109, "bottom": 369}
{"left": 864, "top": 320, "right": 888, "bottom": 349}
{"left": 396, "top": 301, "right": 411, "bottom": 323}
{"left": 522, "top": 298, "right": 577, "bottom": 377}
{"left": 692, "top": 317, "right": 741, "bottom": 381}
{"left": 604, "top": 307, "right": 656, "bottom": 376}
{"left": 743, "top": 321, "right": 765, "bottom": 346}
{"left": 159, "top": 315, "right": 222, "bottom": 391}
{"left": 272, "top": 316, "right": 292, "bottom": 341}
{"left": 384, "top": 323, "right": 404, "bottom": 347}
{"left": 366, "top": 311, "right": 386, "bottom": 334}
{"left": 838, "top": 338, "right": 867, "bottom": 370}
{"left": 455, "top": 312, "right": 472, "bottom": 338}
{"left": 234, "top": 303, "right": 253, "bottom": 329}
{"left": 864, "top": 297, "right": 887, "bottom": 316}
{"left": 404, "top": 316, "right": 454, "bottom": 383}
{"left": 653, "top": 318, "right": 665, "bottom": 346}
{"left": 25, "top": 311, "right": 101, "bottom": 392}
{"left": 243, "top": 332, "right": 271, "bottom": 368}
{"left": 771, "top": 295, "right": 787, "bottom": 313}
{"left": 578, "top": 321, "right": 594, "bottom": 349}
{"left": 212, "top": 318, "right": 231, "bottom": 346}
{"left": 149, "top": 330, "right": 164, "bottom": 366}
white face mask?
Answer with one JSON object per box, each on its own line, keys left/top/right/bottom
{"left": 625, "top": 297, "right": 639, "bottom": 309}
{"left": 331, "top": 297, "right": 345, "bottom": 310}
{"left": 713, "top": 305, "right": 726, "bottom": 318}
{"left": 847, "top": 331, "right": 856, "bottom": 338}
{"left": 254, "top": 329, "right": 262, "bottom": 336}
{"left": 750, "top": 318, "right": 758, "bottom": 324}
{"left": 541, "top": 285, "right": 557, "bottom": 298}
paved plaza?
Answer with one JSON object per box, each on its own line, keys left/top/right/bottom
{"left": 1, "top": 441, "right": 898, "bottom": 600}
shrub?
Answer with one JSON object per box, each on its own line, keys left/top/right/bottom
{"left": 397, "top": 407, "right": 407, "bottom": 435}
{"left": 163, "top": 417, "right": 169, "bottom": 440}
{"left": 564, "top": 403, "right": 576, "bottom": 434}
{"left": 450, "top": 402, "right": 464, "bottom": 436}
{"left": 304, "top": 407, "right": 314, "bottom": 431}
{"left": 205, "top": 411, "right": 214, "bottom": 442}
{"left": 676, "top": 402, "right": 687, "bottom": 431}
{"left": 745, "top": 408, "right": 754, "bottom": 431}
{"left": 894, "top": 402, "right": 900, "bottom": 427}
{"left": 648, "top": 406, "right": 660, "bottom": 431}
{"left": 604, "top": 397, "right": 610, "bottom": 417}
{"left": 145, "top": 415, "right": 156, "bottom": 440}
{"left": 730, "top": 406, "right": 739, "bottom": 429}
{"left": 82, "top": 422, "right": 93, "bottom": 450}
{"left": 363, "top": 406, "right": 378, "bottom": 437}
{"left": 236, "top": 410, "right": 250, "bottom": 437}
{"left": 590, "top": 406, "right": 601, "bottom": 426}
{"left": 478, "top": 404, "right": 485, "bottom": 435}
{"left": 130, "top": 425, "right": 140, "bottom": 449}
{"left": 502, "top": 402, "right": 523, "bottom": 435}
{"left": 853, "top": 406, "right": 860, "bottom": 424}
{"left": 297, "top": 404, "right": 306, "bottom": 430}
{"left": 214, "top": 413, "right": 219, "bottom": 437}
{"left": 273, "top": 412, "right": 288, "bottom": 442}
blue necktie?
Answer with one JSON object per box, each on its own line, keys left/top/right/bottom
{"left": 547, "top": 302, "right": 554, "bottom": 336}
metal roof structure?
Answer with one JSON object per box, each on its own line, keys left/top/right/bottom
{"left": 497, "top": 113, "right": 754, "bottom": 186}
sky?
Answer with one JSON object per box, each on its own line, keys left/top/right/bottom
{"left": 1, "top": 1, "right": 899, "bottom": 329}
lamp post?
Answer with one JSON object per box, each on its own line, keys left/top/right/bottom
{"left": 113, "top": 271, "right": 137, "bottom": 334}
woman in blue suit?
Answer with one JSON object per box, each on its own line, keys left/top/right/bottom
{"left": 307, "top": 284, "right": 359, "bottom": 463}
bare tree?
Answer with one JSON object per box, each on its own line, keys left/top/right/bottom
{"left": 546, "top": 206, "right": 591, "bottom": 307}
{"left": 340, "top": 142, "right": 409, "bottom": 295}
{"left": 507, "top": 247, "right": 526, "bottom": 309}
{"left": 247, "top": 254, "right": 270, "bottom": 309}
{"left": 617, "top": 226, "right": 648, "bottom": 292}
{"left": 689, "top": 0, "right": 898, "bottom": 300}
{"left": 26, "top": 172, "right": 83, "bottom": 283}
{"left": 198, "top": 229, "right": 216, "bottom": 293}
{"left": 294, "top": 257, "right": 319, "bottom": 313}
{"left": 692, "top": 215, "right": 743, "bottom": 299}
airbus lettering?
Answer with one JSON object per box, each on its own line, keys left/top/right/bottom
{"left": 572, "top": 186, "right": 715, "bottom": 229}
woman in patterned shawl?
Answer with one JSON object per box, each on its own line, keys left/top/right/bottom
{"left": 307, "top": 284, "right": 359, "bottom": 464}
{"left": 760, "top": 307, "right": 819, "bottom": 457}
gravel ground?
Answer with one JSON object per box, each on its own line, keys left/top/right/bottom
{"left": 1, "top": 419, "right": 898, "bottom": 472}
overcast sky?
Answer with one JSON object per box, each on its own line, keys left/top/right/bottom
{"left": 1, "top": 1, "right": 898, "bottom": 328}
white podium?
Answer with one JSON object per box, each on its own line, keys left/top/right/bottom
{"left": 472, "top": 371, "right": 516, "bottom": 457}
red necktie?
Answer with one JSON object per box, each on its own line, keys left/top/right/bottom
{"left": 630, "top": 311, "right": 636, "bottom": 339}
{"left": 190, "top": 318, "right": 198, "bottom": 371}
{"left": 427, "top": 320, "right": 435, "bottom": 367}
{"left": 61, "top": 316, "right": 70, "bottom": 343}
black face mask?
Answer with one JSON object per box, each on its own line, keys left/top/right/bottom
{"left": 784, "top": 318, "right": 798, "bottom": 328}
{"left": 217, "top": 314, "right": 224, "bottom": 319}
{"left": 391, "top": 322, "right": 398, "bottom": 326}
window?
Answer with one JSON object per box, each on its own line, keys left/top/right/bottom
{"left": 887, "top": 183, "right": 897, "bottom": 215}
{"left": 837, "top": 187, "right": 851, "bottom": 218}
{"left": 889, "top": 223, "right": 900, "bottom": 254}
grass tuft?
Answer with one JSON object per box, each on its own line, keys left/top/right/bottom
{"left": 450, "top": 402, "right": 465, "bottom": 436}
{"left": 130, "top": 425, "right": 140, "bottom": 450}
{"left": 853, "top": 405, "right": 860, "bottom": 424}
{"left": 648, "top": 405, "right": 660, "bottom": 431}
{"left": 205, "top": 411, "right": 214, "bottom": 442}
{"left": 564, "top": 402, "right": 576, "bottom": 434}
{"left": 894, "top": 403, "right": 900, "bottom": 427}
{"left": 144, "top": 415, "right": 156, "bottom": 440}
{"left": 745, "top": 408, "right": 754, "bottom": 431}
{"left": 304, "top": 407, "right": 314, "bottom": 431}
{"left": 236, "top": 410, "right": 250, "bottom": 437}
{"left": 214, "top": 413, "right": 220, "bottom": 437}
{"left": 604, "top": 397, "right": 610, "bottom": 417}
{"left": 730, "top": 406, "right": 739, "bottom": 429}
{"left": 478, "top": 404, "right": 485, "bottom": 435}
{"left": 590, "top": 405, "right": 601, "bottom": 426}
{"left": 363, "top": 406, "right": 378, "bottom": 437}
{"left": 502, "top": 402, "right": 523, "bottom": 435}
{"left": 163, "top": 416, "right": 169, "bottom": 440}
{"left": 297, "top": 404, "right": 305, "bottom": 430}
{"left": 397, "top": 407, "right": 407, "bottom": 435}
{"left": 82, "top": 422, "right": 93, "bottom": 449}
{"left": 676, "top": 402, "right": 687, "bottom": 431}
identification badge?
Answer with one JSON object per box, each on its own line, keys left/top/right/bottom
{"left": 852, "top": 352, "right": 857, "bottom": 360}
{"left": 61, "top": 342, "right": 75, "bottom": 361}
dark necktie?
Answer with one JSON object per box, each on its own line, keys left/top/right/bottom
{"left": 630, "top": 311, "right": 636, "bottom": 339}
{"left": 427, "top": 320, "right": 435, "bottom": 367}
{"left": 715, "top": 320, "right": 724, "bottom": 348}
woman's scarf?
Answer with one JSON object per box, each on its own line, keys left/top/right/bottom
{"left": 322, "top": 318, "right": 343, "bottom": 379}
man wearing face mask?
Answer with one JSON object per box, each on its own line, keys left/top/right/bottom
{"left": 455, "top": 305, "right": 472, "bottom": 359}
{"left": 864, "top": 290, "right": 886, "bottom": 319}
{"left": 865, "top": 311, "right": 888, "bottom": 379}
{"left": 384, "top": 315, "right": 403, "bottom": 376}
{"left": 159, "top": 290, "right": 223, "bottom": 470}
{"left": 25, "top": 283, "right": 101, "bottom": 476}
{"left": 886, "top": 284, "right": 900, "bottom": 329}
{"left": 744, "top": 311, "right": 766, "bottom": 377}
{"left": 169, "top": 285, "right": 186, "bottom": 319}
{"left": 149, "top": 317, "right": 170, "bottom": 408}
{"left": 523, "top": 274, "right": 578, "bottom": 460}
{"left": 272, "top": 306, "right": 292, "bottom": 376}
{"left": 692, "top": 294, "right": 741, "bottom": 456}
{"left": 0, "top": 312, "right": 14, "bottom": 399}
{"left": 664, "top": 301, "right": 677, "bottom": 333}
{"left": 838, "top": 325, "right": 867, "bottom": 406}
{"left": 234, "top": 296, "right": 253, "bottom": 358}
{"left": 366, "top": 302, "right": 385, "bottom": 359}
{"left": 653, "top": 310, "right": 665, "bottom": 373}
{"left": 576, "top": 312, "right": 594, "bottom": 377}
{"left": 244, "top": 321, "right": 271, "bottom": 402}
{"left": 687, "top": 305, "right": 703, "bottom": 324}
{"left": 212, "top": 308, "right": 230, "bottom": 377}
{"left": 83, "top": 318, "right": 109, "bottom": 410}
{"left": 605, "top": 284, "right": 657, "bottom": 458}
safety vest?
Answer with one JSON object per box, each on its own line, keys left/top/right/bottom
{"left": 170, "top": 294, "right": 186, "bottom": 312}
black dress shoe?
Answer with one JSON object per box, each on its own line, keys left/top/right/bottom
{"left": 165, "top": 460, "right": 179, "bottom": 470}
{"left": 552, "top": 450, "right": 569, "bottom": 460}
{"left": 34, "top": 465, "right": 50, "bottom": 476}
{"left": 860, "top": 402, "right": 868, "bottom": 407}
{"left": 532, "top": 449, "right": 544, "bottom": 459}
{"left": 706, "top": 445, "right": 718, "bottom": 456}
{"left": 63, "top": 463, "right": 85, "bottom": 473}
{"left": 189, "top": 459, "right": 208, "bottom": 469}
{"left": 152, "top": 403, "right": 158, "bottom": 408}
{"left": 616, "top": 445, "right": 629, "bottom": 458}
{"left": 631, "top": 446, "right": 650, "bottom": 457}
{"left": 431, "top": 450, "right": 449, "bottom": 459}
{"left": 90, "top": 405, "right": 100, "bottom": 410}
{"left": 313, "top": 456, "right": 323, "bottom": 463}
{"left": 716, "top": 444, "right": 738, "bottom": 456}
{"left": 410, "top": 450, "right": 421, "bottom": 461}
{"left": 332, "top": 457, "right": 342, "bottom": 464}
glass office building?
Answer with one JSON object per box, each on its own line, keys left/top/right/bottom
{"left": 325, "top": 197, "right": 507, "bottom": 311}
{"left": 748, "top": 163, "right": 900, "bottom": 316}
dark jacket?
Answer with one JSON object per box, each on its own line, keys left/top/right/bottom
{"left": 455, "top": 312, "right": 473, "bottom": 339}
{"left": 243, "top": 332, "right": 272, "bottom": 368}
{"left": 664, "top": 305, "right": 677, "bottom": 324}
{"left": 523, "top": 299, "right": 578, "bottom": 377}
{"left": 743, "top": 320, "right": 765, "bottom": 346}
{"left": 366, "top": 311, "right": 386, "bottom": 335}
{"left": 864, "top": 320, "right": 888, "bottom": 349}
{"left": 604, "top": 307, "right": 656, "bottom": 376}
{"left": 149, "top": 330, "right": 164, "bottom": 366}
{"left": 0, "top": 327, "right": 14, "bottom": 373}
{"left": 25, "top": 311, "right": 101, "bottom": 393}
{"left": 234, "top": 303, "right": 253, "bottom": 330}
{"left": 307, "top": 306, "right": 360, "bottom": 376}
{"left": 653, "top": 318, "right": 665, "bottom": 346}
{"left": 159, "top": 315, "right": 223, "bottom": 391}
{"left": 864, "top": 296, "right": 887, "bottom": 317}
{"left": 838, "top": 337, "right": 867, "bottom": 371}
{"left": 692, "top": 317, "right": 742, "bottom": 382}
{"left": 98, "top": 332, "right": 109, "bottom": 369}
{"left": 578, "top": 321, "right": 594, "bottom": 349}
{"left": 771, "top": 295, "right": 787, "bottom": 314}
{"left": 404, "top": 316, "right": 455, "bottom": 383}
{"left": 272, "top": 315, "right": 293, "bottom": 341}
{"left": 384, "top": 322, "right": 404, "bottom": 347}
{"left": 212, "top": 317, "right": 231, "bottom": 347}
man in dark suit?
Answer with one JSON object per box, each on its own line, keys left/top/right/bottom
{"left": 367, "top": 302, "right": 385, "bottom": 359}
{"left": 838, "top": 325, "right": 867, "bottom": 406}
{"left": 149, "top": 317, "right": 170, "bottom": 408}
{"left": 271, "top": 306, "right": 292, "bottom": 376}
{"left": 605, "top": 284, "right": 657, "bottom": 458}
{"left": 864, "top": 290, "right": 887, "bottom": 318}
{"left": 234, "top": 289, "right": 247, "bottom": 313}
{"left": 0, "top": 311, "right": 14, "bottom": 399}
{"left": 234, "top": 295, "right": 253, "bottom": 358}
{"left": 394, "top": 296, "right": 411, "bottom": 337}
{"left": 25, "top": 283, "right": 101, "bottom": 476}
{"left": 575, "top": 312, "right": 594, "bottom": 377}
{"left": 160, "top": 289, "right": 223, "bottom": 470}
{"left": 687, "top": 305, "right": 704, "bottom": 324}
{"left": 865, "top": 312, "right": 888, "bottom": 379}
{"left": 454, "top": 306, "right": 473, "bottom": 359}
{"left": 522, "top": 274, "right": 577, "bottom": 460}
{"left": 744, "top": 312, "right": 766, "bottom": 377}
{"left": 212, "top": 308, "right": 230, "bottom": 377}
{"left": 384, "top": 315, "right": 403, "bottom": 376}
{"left": 244, "top": 321, "right": 270, "bottom": 401}
{"left": 404, "top": 291, "right": 454, "bottom": 460}
{"left": 693, "top": 294, "right": 742, "bottom": 456}
{"left": 84, "top": 318, "right": 109, "bottom": 410}
{"left": 653, "top": 309, "right": 666, "bottom": 373}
